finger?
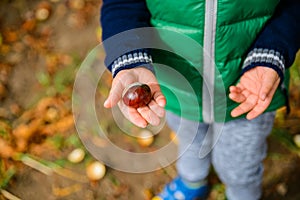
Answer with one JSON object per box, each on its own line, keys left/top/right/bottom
{"left": 229, "top": 92, "right": 246, "bottom": 103}
{"left": 259, "top": 74, "right": 280, "bottom": 101}
{"left": 104, "top": 81, "right": 124, "bottom": 108}
{"left": 150, "top": 84, "right": 167, "bottom": 108}
{"left": 236, "top": 83, "right": 245, "bottom": 90}
{"left": 240, "top": 87, "right": 252, "bottom": 96}
{"left": 154, "top": 93, "right": 166, "bottom": 108}
{"left": 247, "top": 79, "right": 279, "bottom": 120}
{"left": 231, "top": 94, "right": 258, "bottom": 117}
{"left": 119, "top": 102, "right": 148, "bottom": 128}
{"left": 229, "top": 86, "right": 242, "bottom": 93}
{"left": 148, "top": 100, "right": 165, "bottom": 118}
{"left": 246, "top": 99, "right": 270, "bottom": 120}
{"left": 137, "top": 106, "right": 161, "bottom": 126}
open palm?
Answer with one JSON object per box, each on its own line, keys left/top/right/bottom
{"left": 104, "top": 67, "right": 166, "bottom": 128}
{"left": 229, "top": 66, "right": 280, "bottom": 120}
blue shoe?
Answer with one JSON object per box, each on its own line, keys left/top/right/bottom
{"left": 152, "top": 177, "right": 209, "bottom": 200}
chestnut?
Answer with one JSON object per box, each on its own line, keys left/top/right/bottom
{"left": 137, "top": 130, "right": 154, "bottom": 147}
{"left": 86, "top": 161, "right": 106, "bottom": 181}
{"left": 67, "top": 148, "right": 85, "bottom": 163}
{"left": 122, "top": 82, "right": 152, "bottom": 108}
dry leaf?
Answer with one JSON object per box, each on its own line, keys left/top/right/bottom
{"left": 40, "top": 115, "right": 74, "bottom": 135}
{"left": 52, "top": 184, "right": 82, "bottom": 197}
{"left": 0, "top": 138, "right": 15, "bottom": 158}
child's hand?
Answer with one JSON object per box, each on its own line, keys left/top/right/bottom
{"left": 229, "top": 66, "right": 280, "bottom": 120}
{"left": 104, "top": 67, "right": 166, "bottom": 128}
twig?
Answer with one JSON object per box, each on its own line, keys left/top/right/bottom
{"left": 0, "top": 189, "right": 21, "bottom": 200}
{"left": 19, "top": 155, "right": 88, "bottom": 183}
{"left": 21, "top": 156, "right": 52, "bottom": 176}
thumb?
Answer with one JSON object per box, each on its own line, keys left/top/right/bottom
{"left": 103, "top": 95, "right": 117, "bottom": 108}
{"left": 104, "top": 81, "right": 124, "bottom": 108}
{"left": 259, "top": 72, "right": 279, "bottom": 101}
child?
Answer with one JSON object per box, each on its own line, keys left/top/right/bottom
{"left": 101, "top": 0, "right": 300, "bottom": 199}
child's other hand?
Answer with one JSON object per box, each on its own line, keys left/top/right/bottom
{"left": 229, "top": 66, "right": 280, "bottom": 120}
{"left": 104, "top": 67, "right": 166, "bottom": 128}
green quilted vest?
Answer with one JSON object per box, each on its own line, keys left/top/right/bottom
{"left": 146, "top": 0, "right": 288, "bottom": 122}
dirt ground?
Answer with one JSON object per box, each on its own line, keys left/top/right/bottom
{"left": 1, "top": 1, "right": 300, "bottom": 200}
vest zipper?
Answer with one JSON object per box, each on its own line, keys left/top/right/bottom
{"left": 202, "top": 0, "right": 217, "bottom": 123}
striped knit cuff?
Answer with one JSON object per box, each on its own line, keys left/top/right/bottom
{"left": 111, "top": 51, "right": 154, "bottom": 77}
{"left": 242, "top": 48, "right": 285, "bottom": 83}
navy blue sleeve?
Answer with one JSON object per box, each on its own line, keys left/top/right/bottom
{"left": 242, "top": 0, "right": 300, "bottom": 82}
{"left": 101, "top": 0, "right": 150, "bottom": 41}
{"left": 100, "top": 0, "right": 154, "bottom": 77}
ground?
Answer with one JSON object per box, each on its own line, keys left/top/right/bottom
{"left": 1, "top": 1, "right": 300, "bottom": 200}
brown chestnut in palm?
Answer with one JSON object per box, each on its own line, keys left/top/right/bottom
{"left": 122, "top": 82, "right": 152, "bottom": 108}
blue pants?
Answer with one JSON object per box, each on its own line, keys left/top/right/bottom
{"left": 166, "top": 111, "right": 276, "bottom": 200}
